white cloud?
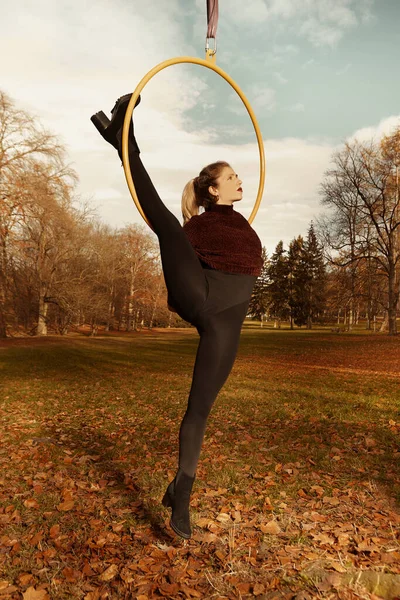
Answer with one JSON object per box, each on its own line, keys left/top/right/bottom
{"left": 299, "top": 18, "right": 344, "bottom": 47}
{"left": 222, "top": 0, "right": 374, "bottom": 47}
{"left": 286, "top": 103, "right": 305, "bottom": 112}
{"left": 274, "top": 72, "right": 289, "bottom": 84}
{"left": 302, "top": 59, "right": 317, "bottom": 69}
{"left": 347, "top": 115, "right": 400, "bottom": 144}
{"left": 218, "top": 0, "right": 270, "bottom": 24}
{"left": 248, "top": 85, "right": 277, "bottom": 112}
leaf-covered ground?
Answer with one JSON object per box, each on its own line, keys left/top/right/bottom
{"left": 0, "top": 327, "right": 399, "bottom": 599}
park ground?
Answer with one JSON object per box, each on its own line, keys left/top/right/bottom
{"left": 0, "top": 325, "right": 399, "bottom": 600}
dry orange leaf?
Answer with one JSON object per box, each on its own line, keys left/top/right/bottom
{"left": 180, "top": 585, "right": 202, "bottom": 598}
{"left": 236, "top": 583, "right": 251, "bottom": 594}
{"left": 82, "top": 563, "right": 95, "bottom": 577}
{"left": 19, "top": 574, "right": 34, "bottom": 586}
{"left": 84, "top": 591, "right": 100, "bottom": 600}
{"left": 310, "top": 512, "right": 328, "bottom": 523}
{"left": 312, "top": 533, "right": 335, "bottom": 545}
{"left": 120, "top": 567, "right": 135, "bottom": 584}
{"left": 330, "top": 562, "right": 347, "bottom": 573}
{"left": 24, "top": 499, "right": 39, "bottom": 509}
{"left": 260, "top": 520, "right": 281, "bottom": 534}
{"left": 49, "top": 525, "right": 60, "bottom": 539}
{"left": 253, "top": 583, "right": 266, "bottom": 596}
{"left": 98, "top": 564, "right": 118, "bottom": 582}
{"left": 311, "top": 485, "right": 324, "bottom": 497}
{"left": 0, "top": 585, "right": 18, "bottom": 595}
{"left": 195, "top": 517, "right": 212, "bottom": 528}
{"left": 216, "top": 512, "right": 231, "bottom": 523}
{"left": 57, "top": 500, "right": 74, "bottom": 512}
{"left": 22, "top": 587, "right": 49, "bottom": 600}
{"left": 62, "top": 567, "right": 80, "bottom": 582}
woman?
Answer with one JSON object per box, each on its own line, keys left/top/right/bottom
{"left": 91, "top": 95, "right": 263, "bottom": 539}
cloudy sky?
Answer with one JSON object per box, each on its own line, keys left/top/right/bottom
{"left": 2, "top": 0, "right": 400, "bottom": 253}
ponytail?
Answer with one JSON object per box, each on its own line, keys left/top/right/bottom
{"left": 181, "top": 179, "right": 199, "bottom": 224}
{"left": 181, "top": 161, "right": 230, "bottom": 224}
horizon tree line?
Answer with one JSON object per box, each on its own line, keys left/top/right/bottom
{"left": 1, "top": 90, "right": 399, "bottom": 337}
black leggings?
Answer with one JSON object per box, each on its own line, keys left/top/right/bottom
{"left": 127, "top": 151, "right": 256, "bottom": 477}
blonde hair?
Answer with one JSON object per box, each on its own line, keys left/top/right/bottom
{"left": 181, "top": 161, "right": 230, "bottom": 224}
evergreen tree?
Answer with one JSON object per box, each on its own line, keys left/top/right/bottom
{"left": 304, "top": 222, "right": 326, "bottom": 328}
{"left": 267, "top": 241, "right": 290, "bottom": 327}
{"left": 288, "top": 235, "right": 309, "bottom": 328}
{"left": 248, "top": 246, "right": 269, "bottom": 324}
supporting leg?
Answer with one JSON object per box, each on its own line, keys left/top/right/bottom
{"left": 178, "top": 300, "right": 250, "bottom": 477}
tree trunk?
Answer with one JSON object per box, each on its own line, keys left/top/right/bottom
{"left": 0, "top": 291, "right": 7, "bottom": 338}
{"left": 150, "top": 289, "right": 161, "bottom": 329}
{"left": 387, "top": 268, "right": 398, "bottom": 335}
{"left": 91, "top": 319, "right": 98, "bottom": 336}
{"left": 106, "top": 286, "right": 114, "bottom": 331}
{"left": 0, "top": 242, "right": 8, "bottom": 338}
{"left": 36, "top": 294, "right": 48, "bottom": 336}
{"left": 380, "top": 312, "right": 389, "bottom": 333}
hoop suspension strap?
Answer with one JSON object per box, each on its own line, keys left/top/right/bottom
{"left": 206, "top": 0, "right": 219, "bottom": 39}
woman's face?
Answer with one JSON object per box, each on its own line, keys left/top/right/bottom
{"left": 210, "top": 166, "right": 243, "bottom": 205}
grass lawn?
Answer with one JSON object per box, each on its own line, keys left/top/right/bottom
{"left": 0, "top": 327, "right": 399, "bottom": 600}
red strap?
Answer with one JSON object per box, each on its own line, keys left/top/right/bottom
{"left": 206, "top": 0, "right": 219, "bottom": 39}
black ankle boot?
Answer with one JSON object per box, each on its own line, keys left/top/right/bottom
{"left": 90, "top": 94, "right": 141, "bottom": 152}
{"left": 162, "top": 468, "right": 195, "bottom": 539}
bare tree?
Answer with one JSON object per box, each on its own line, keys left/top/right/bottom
{"left": 0, "top": 91, "right": 69, "bottom": 337}
{"left": 118, "top": 225, "right": 158, "bottom": 331}
{"left": 15, "top": 160, "right": 77, "bottom": 335}
{"left": 320, "top": 129, "right": 400, "bottom": 335}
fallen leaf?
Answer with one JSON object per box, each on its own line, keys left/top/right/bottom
{"left": 0, "top": 586, "right": 18, "bottom": 595}
{"left": 330, "top": 562, "right": 347, "bottom": 573}
{"left": 312, "top": 533, "right": 335, "bottom": 545}
{"left": 260, "top": 520, "right": 281, "bottom": 534}
{"left": 49, "top": 525, "right": 60, "bottom": 538}
{"left": 180, "top": 585, "right": 202, "bottom": 598}
{"left": 98, "top": 564, "right": 118, "bottom": 582}
{"left": 365, "top": 437, "right": 376, "bottom": 448}
{"left": 253, "top": 582, "right": 265, "bottom": 595}
{"left": 357, "top": 541, "right": 380, "bottom": 553}
{"left": 195, "top": 517, "right": 212, "bottom": 528}
{"left": 22, "top": 587, "right": 49, "bottom": 600}
{"left": 57, "top": 500, "right": 74, "bottom": 512}
{"left": 216, "top": 512, "right": 231, "bottom": 523}
{"left": 236, "top": 583, "right": 251, "bottom": 594}
{"left": 24, "top": 499, "right": 39, "bottom": 509}
{"left": 84, "top": 592, "right": 100, "bottom": 600}
{"left": 19, "top": 573, "right": 34, "bottom": 585}
{"left": 311, "top": 485, "right": 324, "bottom": 497}
{"left": 310, "top": 512, "right": 328, "bottom": 523}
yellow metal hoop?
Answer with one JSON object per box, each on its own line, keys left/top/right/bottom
{"left": 122, "top": 56, "right": 265, "bottom": 228}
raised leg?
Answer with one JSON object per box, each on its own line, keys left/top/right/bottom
{"left": 91, "top": 95, "right": 208, "bottom": 323}
{"left": 126, "top": 151, "right": 207, "bottom": 322}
